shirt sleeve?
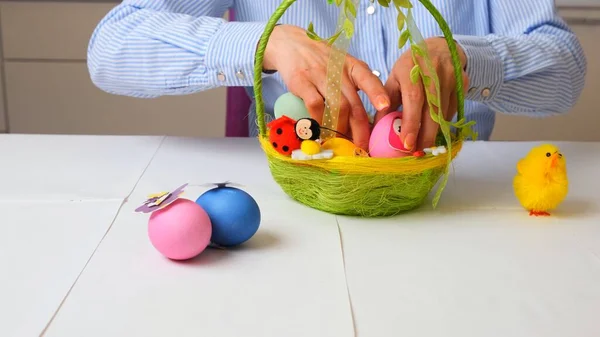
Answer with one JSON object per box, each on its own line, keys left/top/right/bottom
{"left": 452, "top": 0, "right": 587, "bottom": 116}
{"left": 87, "top": 0, "right": 267, "bottom": 98}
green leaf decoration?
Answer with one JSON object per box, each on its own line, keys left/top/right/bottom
{"left": 377, "top": 0, "right": 391, "bottom": 7}
{"left": 449, "top": 119, "right": 478, "bottom": 141}
{"left": 335, "top": 0, "right": 342, "bottom": 6}
{"left": 398, "top": 30, "right": 410, "bottom": 49}
{"left": 435, "top": 130, "right": 446, "bottom": 146}
{"left": 326, "top": 29, "right": 343, "bottom": 45}
{"left": 411, "top": 44, "right": 425, "bottom": 57}
{"left": 345, "top": 0, "right": 357, "bottom": 18}
{"left": 343, "top": 18, "right": 354, "bottom": 38}
{"left": 397, "top": 11, "right": 406, "bottom": 30}
{"left": 306, "top": 22, "right": 322, "bottom": 41}
{"left": 393, "top": 0, "right": 412, "bottom": 8}
{"left": 427, "top": 95, "right": 440, "bottom": 108}
{"left": 423, "top": 75, "right": 432, "bottom": 87}
{"left": 409, "top": 64, "right": 420, "bottom": 84}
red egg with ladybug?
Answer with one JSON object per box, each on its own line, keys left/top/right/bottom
{"left": 267, "top": 116, "right": 301, "bottom": 156}
{"left": 267, "top": 116, "right": 323, "bottom": 156}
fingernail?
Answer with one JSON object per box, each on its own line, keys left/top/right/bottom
{"left": 376, "top": 95, "right": 389, "bottom": 111}
{"left": 404, "top": 133, "right": 416, "bottom": 151}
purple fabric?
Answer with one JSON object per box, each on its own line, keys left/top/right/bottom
{"left": 226, "top": 87, "right": 251, "bottom": 137}
{"left": 225, "top": 9, "right": 251, "bottom": 137}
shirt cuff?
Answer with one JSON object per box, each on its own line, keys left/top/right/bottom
{"left": 204, "top": 21, "right": 268, "bottom": 87}
{"left": 453, "top": 35, "right": 504, "bottom": 102}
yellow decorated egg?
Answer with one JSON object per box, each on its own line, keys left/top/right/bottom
{"left": 322, "top": 137, "right": 358, "bottom": 157}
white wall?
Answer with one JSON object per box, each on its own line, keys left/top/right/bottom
{"left": 491, "top": 7, "right": 600, "bottom": 141}
{"left": 557, "top": 0, "right": 600, "bottom": 6}
{"left": 0, "top": 1, "right": 226, "bottom": 137}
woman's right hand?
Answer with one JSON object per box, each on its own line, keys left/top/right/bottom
{"left": 263, "top": 24, "right": 390, "bottom": 150}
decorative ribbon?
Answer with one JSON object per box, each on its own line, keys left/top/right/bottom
{"left": 321, "top": 0, "right": 360, "bottom": 140}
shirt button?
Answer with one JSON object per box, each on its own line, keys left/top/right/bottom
{"left": 217, "top": 71, "right": 226, "bottom": 82}
{"left": 372, "top": 70, "right": 381, "bottom": 77}
{"left": 235, "top": 70, "right": 245, "bottom": 80}
{"left": 467, "top": 87, "right": 477, "bottom": 96}
{"left": 481, "top": 88, "right": 491, "bottom": 97}
{"left": 366, "top": 5, "right": 375, "bottom": 14}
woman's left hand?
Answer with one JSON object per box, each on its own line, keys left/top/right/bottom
{"left": 376, "top": 37, "right": 469, "bottom": 152}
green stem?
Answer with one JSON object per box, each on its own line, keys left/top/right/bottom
{"left": 253, "top": 0, "right": 297, "bottom": 138}
{"left": 416, "top": 0, "right": 465, "bottom": 137}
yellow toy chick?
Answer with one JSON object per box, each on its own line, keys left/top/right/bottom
{"left": 513, "top": 144, "right": 568, "bottom": 216}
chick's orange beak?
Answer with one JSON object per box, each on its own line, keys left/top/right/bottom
{"left": 550, "top": 153, "right": 559, "bottom": 168}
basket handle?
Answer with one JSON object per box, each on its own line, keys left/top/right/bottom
{"left": 417, "top": 0, "right": 466, "bottom": 139}
{"left": 253, "top": 0, "right": 297, "bottom": 138}
{"left": 252, "top": 0, "right": 465, "bottom": 139}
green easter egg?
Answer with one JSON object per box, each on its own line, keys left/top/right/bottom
{"left": 274, "top": 92, "right": 310, "bottom": 120}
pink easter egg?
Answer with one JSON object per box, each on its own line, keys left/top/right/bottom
{"left": 369, "top": 111, "right": 411, "bottom": 158}
{"left": 147, "top": 198, "right": 212, "bottom": 260}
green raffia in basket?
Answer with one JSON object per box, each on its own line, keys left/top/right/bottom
{"left": 253, "top": 0, "right": 476, "bottom": 217}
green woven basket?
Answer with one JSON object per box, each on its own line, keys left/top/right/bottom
{"left": 253, "top": 0, "right": 473, "bottom": 217}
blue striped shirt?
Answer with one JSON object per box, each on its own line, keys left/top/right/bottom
{"left": 87, "top": 0, "right": 587, "bottom": 140}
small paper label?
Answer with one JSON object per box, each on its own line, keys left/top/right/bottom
{"left": 135, "top": 183, "right": 188, "bottom": 213}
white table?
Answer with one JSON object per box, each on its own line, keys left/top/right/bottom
{"left": 1, "top": 135, "right": 599, "bottom": 337}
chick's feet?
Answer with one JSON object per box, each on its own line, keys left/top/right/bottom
{"left": 529, "top": 210, "right": 551, "bottom": 217}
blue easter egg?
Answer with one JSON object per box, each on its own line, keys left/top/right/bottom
{"left": 274, "top": 92, "right": 310, "bottom": 120}
{"left": 195, "top": 186, "right": 261, "bottom": 247}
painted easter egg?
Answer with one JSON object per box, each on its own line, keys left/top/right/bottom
{"left": 368, "top": 111, "right": 411, "bottom": 158}
{"left": 321, "top": 137, "right": 361, "bottom": 157}
{"left": 268, "top": 116, "right": 302, "bottom": 156}
{"left": 196, "top": 184, "right": 261, "bottom": 247}
{"left": 274, "top": 92, "right": 310, "bottom": 120}
{"left": 147, "top": 198, "right": 212, "bottom": 260}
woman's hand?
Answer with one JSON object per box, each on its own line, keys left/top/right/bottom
{"left": 378, "top": 37, "right": 469, "bottom": 152}
{"left": 263, "top": 24, "right": 390, "bottom": 150}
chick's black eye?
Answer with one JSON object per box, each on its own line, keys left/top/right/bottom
{"left": 546, "top": 152, "right": 551, "bottom": 157}
{"left": 559, "top": 153, "right": 563, "bottom": 157}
